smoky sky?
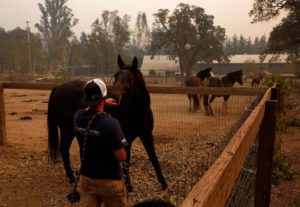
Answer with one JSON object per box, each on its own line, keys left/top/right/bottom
{"left": 0, "top": 0, "right": 285, "bottom": 38}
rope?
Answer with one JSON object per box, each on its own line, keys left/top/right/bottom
{"left": 68, "top": 111, "right": 106, "bottom": 204}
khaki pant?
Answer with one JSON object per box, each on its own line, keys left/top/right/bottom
{"left": 80, "top": 176, "right": 128, "bottom": 207}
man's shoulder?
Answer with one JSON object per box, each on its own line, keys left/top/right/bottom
{"left": 74, "top": 109, "right": 86, "bottom": 119}
{"left": 97, "top": 114, "right": 119, "bottom": 126}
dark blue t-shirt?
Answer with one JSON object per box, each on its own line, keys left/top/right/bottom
{"left": 74, "top": 109, "right": 128, "bottom": 179}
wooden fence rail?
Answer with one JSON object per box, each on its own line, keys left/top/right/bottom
{"left": 2, "top": 82, "right": 261, "bottom": 95}
{"left": 182, "top": 87, "right": 277, "bottom": 207}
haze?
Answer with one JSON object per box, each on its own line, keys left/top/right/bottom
{"left": 0, "top": 0, "right": 285, "bottom": 38}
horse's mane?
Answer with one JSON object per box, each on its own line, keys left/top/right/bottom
{"left": 196, "top": 67, "right": 211, "bottom": 80}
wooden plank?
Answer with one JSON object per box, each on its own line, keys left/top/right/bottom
{"left": 3, "top": 82, "right": 262, "bottom": 96}
{"left": 0, "top": 83, "right": 7, "bottom": 145}
{"left": 147, "top": 85, "right": 261, "bottom": 96}
{"left": 3, "top": 82, "right": 60, "bottom": 90}
{"left": 182, "top": 88, "right": 272, "bottom": 207}
{"left": 255, "top": 100, "right": 277, "bottom": 207}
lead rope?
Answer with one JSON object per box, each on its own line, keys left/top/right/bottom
{"left": 68, "top": 112, "right": 103, "bottom": 204}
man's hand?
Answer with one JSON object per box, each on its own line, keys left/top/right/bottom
{"left": 105, "top": 98, "right": 117, "bottom": 106}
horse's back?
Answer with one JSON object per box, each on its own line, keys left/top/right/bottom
{"left": 51, "top": 80, "right": 85, "bottom": 128}
{"left": 205, "top": 77, "right": 221, "bottom": 87}
{"left": 185, "top": 76, "right": 203, "bottom": 87}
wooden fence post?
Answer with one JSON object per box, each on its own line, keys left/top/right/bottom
{"left": 0, "top": 83, "right": 7, "bottom": 145}
{"left": 254, "top": 100, "right": 277, "bottom": 207}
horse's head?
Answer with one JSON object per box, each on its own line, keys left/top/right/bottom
{"left": 111, "top": 55, "right": 145, "bottom": 103}
{"left": 236, "top": 69, "right": 243, "bottom": 85}
{"left": 196, "top": 67, "right": 214, "bottom": 80}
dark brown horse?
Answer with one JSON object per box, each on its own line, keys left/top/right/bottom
{"left": 47, "top": 55, "right": 167, "bottom": 192}
{"left": 203, "top": 69, "right": 243, "bottom": 116}
{"left": 185, "top": 67, "right": 213, "bottom": 112}
{"left": 251, "top": 70, "right": 271, "bottom": 87}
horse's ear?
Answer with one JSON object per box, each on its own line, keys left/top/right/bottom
{"left": 118, "top": 55, "right": 125, "bottom": 69}
{"left": 132, "top": 57, "right": 138, "bottom": 71}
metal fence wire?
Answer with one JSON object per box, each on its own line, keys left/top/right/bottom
{"left": 225, "top": 136, "right": 258, "bottom": 207}
{"left": 162, "top": 92, "right": 265, "bottom": 206}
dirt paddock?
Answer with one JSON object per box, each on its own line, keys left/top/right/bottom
{"left": 0, "top": 88, "right": 256, "bottom": 206}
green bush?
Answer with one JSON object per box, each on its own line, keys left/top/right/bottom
{"left": 272, "top": 152, "right": 294, "bottom": 186}
{"left": 288, "top": 118, "right": 300, "bottom": 127}
{"left": 262, "top": 74, "right": 291, "bottom": 111}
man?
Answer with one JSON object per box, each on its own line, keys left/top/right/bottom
{"left": 74, "top": 78, "right": 128, "bottom": 207}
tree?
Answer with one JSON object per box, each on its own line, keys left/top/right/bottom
{"left": 0, "top": 28, "right": 8, "bottom": 71}
{"left": 249, "top": 0, "right": 298, "bottom": 23}
{"left": 150, "top": 3, "right": 227, "bottom": 78}
{"left": 35, "top": 0, "right": 78, "bottom": 70}
{"left": 238, "top": 35, "right": 247, "bottom": 54}
{"left": 243, "top": 59, "right": 260, "bottom": 75}
{"left": 0, "top": 27, "right": 44, "bottom": 78}
{"left": 132, "top": 12, "right": 151, "bottom": 51}
{"left": 82, "top": 10, "right": 131, "bottom": 74}
{"left": 130, "top": 12, "right": 151, "bottom": 69}
{"left": 246, "top": 36, "right": 253, "bottom": 54}
{"left": 67, "top": 36, "right": 83, "bottom": 67}
{"left": 250, "top": 0, "right": 300, "bottom": 66}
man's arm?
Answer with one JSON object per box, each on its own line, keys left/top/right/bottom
{"left": 114, "top": 148, "right": 127, "bottom": 162}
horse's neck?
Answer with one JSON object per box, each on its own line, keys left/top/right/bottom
{"left": 127, "top": 81, "right": 151, "bottom": 107}
{"left": 197, "top": 73, "right": 206, "bottom": 81}
{"left": 221, "top": 75, "right": 235, "bottom": 87}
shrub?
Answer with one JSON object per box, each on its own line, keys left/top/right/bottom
{"left": 262, "top": 74, "right": 291, "bottom": 111}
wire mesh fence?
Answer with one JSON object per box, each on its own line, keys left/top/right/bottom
{"left": 2, "top": 84, "right": 264, "bottom": 205}
{"left": 161, "top": 92, "right": 265, "bottom": 206}
{"left": 225, "top": 136, "right": 258, "bottom": 207}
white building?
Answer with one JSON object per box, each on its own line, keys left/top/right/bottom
{"left": 140, "top": 55, "right": 180, "bottom": 76}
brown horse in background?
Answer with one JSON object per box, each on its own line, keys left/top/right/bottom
{"left": 251, "top": 70, "right": 271, "bottom": 87}
{"left": 203, "top": 69, "right": 243, "bottom": 116}
{"left": 185, "top": 67, "right": 214, "bottom": 112}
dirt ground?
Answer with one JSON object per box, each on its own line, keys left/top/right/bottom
{"left": 0, "top": 82, "right": 297, "bottom": 207}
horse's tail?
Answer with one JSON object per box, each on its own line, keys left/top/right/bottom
{"left": 48, "top": 87, "right": 59, "bottom": 163}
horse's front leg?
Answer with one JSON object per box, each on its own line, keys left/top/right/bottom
{"left": 223, "top": 95, "right": 230, "bottom": 113}
{"left": 198, "top": 94, "right": 202, "bottom": 110}
{"left": 187, "top": 94, "right": 192, "bottom": 112}
{"left": 203, "top": 95, "right": 211, "bottom": 115}
{"left": 141, "top": 133, "right": 167, "bottom": 190}
{"left": 123, "top": 143, "right": 133, "bottom": 192}
{"left": 59, "top": 129, "right": 75, "bottom": 184}
{"left": 209, "top": 95, "right": 216, "bottom": 115}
